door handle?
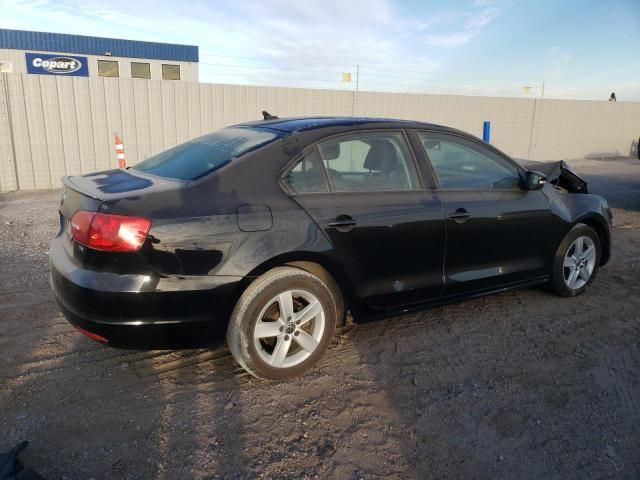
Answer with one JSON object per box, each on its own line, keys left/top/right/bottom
{"left": 328, "top": 215, "right": 356, "bottom": 232}
{"left": 447, "top": 208, "right": 471, "bottom": 224}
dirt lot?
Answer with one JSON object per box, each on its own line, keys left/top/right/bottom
{"left": 1, "top": 158, "right": 639, "bottom": 479}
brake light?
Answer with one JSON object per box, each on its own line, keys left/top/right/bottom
{"left": 70, "top": 210, "right": 151, "bottom": 252}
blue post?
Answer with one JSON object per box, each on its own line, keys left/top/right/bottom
{"left": 482, "top": 121, "right": 491, "bottom": 143}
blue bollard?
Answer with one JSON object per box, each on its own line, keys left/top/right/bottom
{"left": 483, "top": 121, "right": 491, "bottom": 143}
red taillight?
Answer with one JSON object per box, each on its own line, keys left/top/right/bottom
{"left": 70, "top": 210, "right": 151, "bottom": 252}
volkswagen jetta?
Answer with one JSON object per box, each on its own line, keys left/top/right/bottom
{"left": 50, "top": 116, "right": 612, "bottom": 379}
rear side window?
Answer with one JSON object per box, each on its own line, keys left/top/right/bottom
{"left": 283, "top": 131, "right": 420, "bottom": 194}
{"left": 315, "top": 131, "right": 420, "bottom": 192}
{"left": 133, "top": 127, "right": 280, "bottom": 180}
{"left": 282, "top": 148, "right": 329, "bottom": 193}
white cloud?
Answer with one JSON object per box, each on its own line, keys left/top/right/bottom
{"left": 425, "top": 5, "right": 499, "bottom": 48}
{"left": 425, "top": 32, "right": 476, "bottom": 48}
{"left": 467, "top": 7, "right": 499, "bottom": 29}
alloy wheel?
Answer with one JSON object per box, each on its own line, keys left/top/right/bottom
{"left": 563, "top": 235, "right": 597, "bottom": 290}
{"left": 253, "top": 289, "right": 325, "bottom": 368}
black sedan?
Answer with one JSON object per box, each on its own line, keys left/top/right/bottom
{"left": 50, "top": 115, "right": 612, "bottom": 380}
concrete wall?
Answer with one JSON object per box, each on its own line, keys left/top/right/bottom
{"left": 1, "top": 72, "right": 638, "bottom": 191}
{"left": 0, "top": 48, "right": 198, "bottom": 81}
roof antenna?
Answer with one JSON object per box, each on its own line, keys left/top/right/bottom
{"left": 262, "top": 110, "right": 279, "bottom": 120}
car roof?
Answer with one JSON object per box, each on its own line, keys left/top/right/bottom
{"left": 235, "top": 116, "right": 453, "bottom": 133}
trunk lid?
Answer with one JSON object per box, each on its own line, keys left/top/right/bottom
{"left": 62, "top": 168, "right": 184, "bottom": 202}
{"left": 60, "top": 168, "right": 186, "bottom": 218}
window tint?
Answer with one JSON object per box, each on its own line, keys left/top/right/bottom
{"left": 97, "top": 60, "right": 119, "bottom": 77}
{"left": 162, "top": 64, "right": 180, "bottom": 80}
{"left": 131, "top": 62, "right": 151, "bottom": 79}
{"left": 133, "top": 127, "right": 280, "bottom": 180}
{"left": 419, "top": 132, "right": 521, "bottom": 190}
{"left": 316, "top": 132, "right": 420, "bottom": 192}
{"left": 282, "top": 148, "right": 329, "bottom": 193}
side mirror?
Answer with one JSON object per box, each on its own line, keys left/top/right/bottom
{"left": 525, "top": 170, "right": 545, "bottom": 190}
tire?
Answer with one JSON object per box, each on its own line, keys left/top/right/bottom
{"left": 226, "top": 266, "right": 338, "bottom": 380}
{"left": 549, "top": 223, "right": 601, "bottom": 297}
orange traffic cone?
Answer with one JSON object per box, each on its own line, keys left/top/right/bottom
{"left": 114, "top": 133, "right": 126, "bottom": 169}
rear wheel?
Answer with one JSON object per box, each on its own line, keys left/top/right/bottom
{"left": 226, "top": 267, "right": 337, "bottom": 380}
{"left": 550, "top": 224, "right": 601, "bottom": 297}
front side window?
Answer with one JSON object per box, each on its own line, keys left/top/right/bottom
{"left": 133, "top": 127, "right": 280, "bottom": 180}
{"left": 131, "top": 62, "right": 151, "bottom": 79}
{"left": 97, "top": 60, "right": 119, "bottom": 77}
{"left": 418, "top": 132, "right": 521, "bottom": 190}
{"left": 315, "top": 131, "right": 420, "bottom": 192}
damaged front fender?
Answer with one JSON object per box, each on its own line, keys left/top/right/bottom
{"left": 521, "top": 160, "right": 588, "bottom": 194}
{"left": 519, "top": 160, "right": 611, "bottom": 266}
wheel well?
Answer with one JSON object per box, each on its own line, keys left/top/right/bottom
{"left": 579, "top": 217, "right": 610, "bottom": 265}
{"left": 240, "top": 254, "right": 360, "bottom": 326}
{"left": 285, "top": 261, "right": 346, "bottom": 325}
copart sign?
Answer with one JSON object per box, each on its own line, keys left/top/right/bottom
{"left": 25, "top": 53, "right": 89, "bottom": 76}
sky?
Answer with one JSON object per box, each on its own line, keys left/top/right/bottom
{"left": 1, "top": 0, "right": 639, "bottom": 100}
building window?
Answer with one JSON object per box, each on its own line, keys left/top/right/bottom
{"left": 98, "top": 60, "right": 119, "bottom": 77}
{"left": 131, "top": 62, "right": 151, "bottom": 79}
{"left": 162, "top": 64, "right": 180, "bottom": 80}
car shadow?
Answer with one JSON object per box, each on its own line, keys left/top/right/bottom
{"left": 138, "top": 346, "right": 253, "bottom": 478}
{"left": 336, "top": 280, "right": 615, "bottom": 478}
{"left": 3, "top": 318, "right": 254, "bottom": 478}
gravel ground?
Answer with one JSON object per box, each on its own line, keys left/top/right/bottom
{"left": 1, "top": 157, "right": 639, "bottom": 479}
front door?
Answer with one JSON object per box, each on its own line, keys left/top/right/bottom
{"left": 416, "top": 131, "right": 553, "bottom": 296}
{"left": 282, "top": 130, "right": 445, "bottom": 309}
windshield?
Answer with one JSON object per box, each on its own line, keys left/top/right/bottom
{"left": 132, "top": 127, "right": 280, "bottom": 180}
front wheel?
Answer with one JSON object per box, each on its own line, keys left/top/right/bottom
{"left": 226, "top": 267, "right": 338, "bottom": 380}
{"left": 550, "top": 224, "right": 601, "bottom": 297}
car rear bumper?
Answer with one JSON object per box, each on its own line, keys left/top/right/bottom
{"left": 49, "top": 237, "right": 243, "bottom": 349}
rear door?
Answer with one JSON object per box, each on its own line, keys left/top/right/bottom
{"left": 282, "top": 130, "right": 445, "bottom": 309}
{"left": 414, "top": 130, "right": 553, "bottom": 296}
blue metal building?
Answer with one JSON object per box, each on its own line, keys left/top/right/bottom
{"left": 0, "top": 28, "right": 199, "bottom": 81}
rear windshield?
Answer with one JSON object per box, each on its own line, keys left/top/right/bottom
{"left": 132, "top": 127, "right": 280, "bottom": 180}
